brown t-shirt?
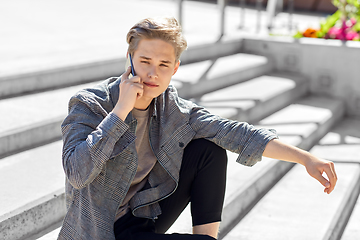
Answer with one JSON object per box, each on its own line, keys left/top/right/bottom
{"left": 115, "top": 108, "right": 157, "bottom": 221}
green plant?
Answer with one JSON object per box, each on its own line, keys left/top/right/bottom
{"left": 294, "top": 0, "right": 360, "bottom": 41}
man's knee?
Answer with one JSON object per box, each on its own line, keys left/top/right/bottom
{"left": 183, "top": 139, "right": 227, "bottom": 173}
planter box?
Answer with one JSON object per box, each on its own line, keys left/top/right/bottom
{"left": 241, "top": 36, "right": 360, "bottom": 118}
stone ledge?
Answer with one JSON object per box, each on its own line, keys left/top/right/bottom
{"left": 0, "top": 189, "right": 65, "bottom": 240}
{"left": 241, "top": 36, "right": 360, "bottom": 118}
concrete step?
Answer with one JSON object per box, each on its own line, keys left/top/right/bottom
{"left": 192, "top": 71, "right": 308, "bottom": 122}
{"left": 310, "top": 118, "right": 360, "bottom": 164}
{"left": 166, "top": 95, "right": 345, "bottom": 237}
{"left": 223, "top": 163, "right": 360, "bottom": 240}
{"left": 309, "top": 118, "right": 360, "bottom": 240}
{"left": 0, "top": 52, "right": 272, "bottom": 159}
{"left": 0, "top": 38, "right": 243, "bottom": 99}
{"left": 0, "top": 142, "right": 66, "bottom": 240}
{"left": 173, "top": 52, "right": 273, "bottom": 99}
{"left": 0, "top": 82, "right": 100, "bottom": 159}
{"left": 222, "top": 117, "right": 360, "bottom": 240}
{"left": 341, "top": 193, "right": 360, "bottom": 240}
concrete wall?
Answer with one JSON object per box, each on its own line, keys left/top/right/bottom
{"left": 241, "top": 36, "right": 360, "bottom": 118}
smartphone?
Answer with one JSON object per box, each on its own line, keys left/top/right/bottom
{"left": 124, "top": 54, "right": 136, "bottom": 78}
{"left": 128, "top": 54, "right": 136, "bottom": 77}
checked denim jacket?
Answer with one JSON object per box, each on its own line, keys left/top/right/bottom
{"left": 58, "top": 77, "right": 278, "bottom": 240}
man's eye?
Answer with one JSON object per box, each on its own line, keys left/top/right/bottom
{"left": 160, "top": 64, "right": 169, "bottom": 67}
{"left": 141, "top": 61, "right": 150, "bottom": 64}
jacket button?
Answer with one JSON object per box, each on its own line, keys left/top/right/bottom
{"left": 179, "top": 142, "right": 184, "bottom": 148}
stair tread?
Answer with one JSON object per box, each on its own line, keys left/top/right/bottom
{"left": 36, "top": 228, "right": 61, "bottom": 240}
{"left": 172, "top": 53, "right": 268, "bottom": 84}
{"left": 341, "top": 192, "right": 360, "bottom": 239}
{"left": 173, "top": 53, "right": 272, "bottom": 99}
{"left": 0, "top": 82, "right": 99, "bottom": 135}
{"left": 310, "top": 118, "right": 360, "bottom": 163}
{"left": 197, "top": 72, "right": 302, "bottom": 102}
{"left": 223, "top": 117, "right": 360, "bottom": 240}
{"left": 256, "top": 95, "right": 343, "bottom": 145}
{"left": 309, "top": 118, "right": 360, "bottom": 239}
{"left": 194, "top": 72, "right": 305, "bottom": 119}
{"left": 0, "top": 141, "right": 64, "bottom": 217}
{"left": 223, "top": 163, "right": 359, "bottom": 240}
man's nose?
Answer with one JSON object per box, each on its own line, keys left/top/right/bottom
{"left": 148, "top": 66, "right": 158, "bottom": 79}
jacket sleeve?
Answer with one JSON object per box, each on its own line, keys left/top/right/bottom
{"left": 189, "top": 103, "right": 278, "bottom": 167}
{"left": 61, "top": 95, "right": 136, "bottom": 189}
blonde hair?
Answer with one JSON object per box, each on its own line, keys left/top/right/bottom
{"left": 126, "top": 17, "right": 187, "bottom": 62}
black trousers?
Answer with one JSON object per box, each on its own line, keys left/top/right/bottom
{"left": 114, "top": 139, "right": 228, "bottom": 240}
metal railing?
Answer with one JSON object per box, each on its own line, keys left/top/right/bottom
{"left": 176, "top": 0, "right": 295, "bottom": 35}
{"left": 266, "top": 0, "right": 294, "bottom": 31}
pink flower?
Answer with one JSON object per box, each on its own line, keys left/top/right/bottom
{"left": 327, "top": 27, "right": 342, "bottom": 39}
{"left": 326, "top": 22, "right": 359, "bottom": 41}
{"left": 350, "top": 18, "right": 357, "bottom": 26}
{"left": 346, "top": 31, "right": 360, "bottom": 40}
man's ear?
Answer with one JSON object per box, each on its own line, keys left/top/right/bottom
{"left": 172, "top": 60, "right": 181, "bottom": 76}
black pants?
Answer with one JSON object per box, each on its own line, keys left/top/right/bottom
{"left": 114, "top": 139, "right": 228, "bottom": 240}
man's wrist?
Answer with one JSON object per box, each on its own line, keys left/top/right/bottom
{"left": 295, "top": 149, "right": 313, "bottom": 166}
{"left": 111, "top": 105, "right": 131, "bottom": 121}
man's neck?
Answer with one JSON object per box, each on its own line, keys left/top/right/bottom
{"left": 134, "top": 97, "right": 153, "bottom": 110}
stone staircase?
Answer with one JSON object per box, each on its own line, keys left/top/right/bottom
{"left": 0, "top": 38, "right": 359, "bottom": 240}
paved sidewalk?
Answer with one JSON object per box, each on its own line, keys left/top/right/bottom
{"left": 0, "top": 0, "right": 327, "bottom": 79}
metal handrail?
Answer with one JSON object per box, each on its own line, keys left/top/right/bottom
{"left": 176, "top": 0, "right": 294, "bottom": 36}
{"left": 267, "top": 0, "right": 282, "bottom": 30}
{"left": 176, "top": 0, "right": 228, "bottom": 37}
{"left": 177, "top": 0, "right": 184, "bottom": 27}
{"left": 219, "top": 0, "right": 227, "bottom": 37}
{"left": 267, "top": 0, "right": 294, "bottom": 31}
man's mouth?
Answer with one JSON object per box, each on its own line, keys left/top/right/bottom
{"left": 143, "top": 82, "right": 158, "bottom": 88}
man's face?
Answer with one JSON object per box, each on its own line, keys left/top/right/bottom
{"left": 131, "top": 39, "right": 180, "bottom": 106}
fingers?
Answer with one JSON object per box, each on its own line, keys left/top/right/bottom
{"left": 122, "top": 78, "right": 143, "bottom": 96}
{"left": 119, "top": 71, "right": 143, "bottom": 100}
{"left": 313, "top": 171, "right": 331, "bottom": 191}
{"left": 311, "top": 161, "right": 337, "bottom": 194}
{"left": 306, "top": 157, "right": 338, "bottom": 194}
{"left": 121, "top": 66, "right": 132, "bottom": 82}
{"left": 323, "top": 161, "right": 337, "bottom": 194}
{"left": 121, "top": 66, "right": 142, "bottom": 84}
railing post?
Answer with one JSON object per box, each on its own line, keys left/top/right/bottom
{"left": 218, "top": 0, "right": 227, "bottom": 37}
{"left": 288, "top": 0, "right": 294, "bottom": 32}
{"left": 256, "top": 0, "right": 263, "bottom": 33}
{"left": 266, "top": 0, "right": 277, "bottom": 31}
{"left": 266, "top": 0, "right": 283, "bottom": 31}
{"left": 177, "top": 0, "right": 184, "bottom": 27}
{"left": 239, "top": 0, "right": 246, "bottom": 29}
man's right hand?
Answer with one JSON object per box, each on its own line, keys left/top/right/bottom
{"left": 111, "top": 66, "right": 143, "bottom": 121}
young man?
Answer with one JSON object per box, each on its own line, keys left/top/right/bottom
{"left": 59, "top": 17, "right": 337, "bottom": 240}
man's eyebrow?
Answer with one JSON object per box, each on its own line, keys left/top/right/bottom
{"left": 160, "top": 60, "right": 172, "bottom": 64}
{"left": 139, "top": 55, "right": 172, "bottom": 64}
{"left": 140, "top": 56, "right": 151, "bottom": 60}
